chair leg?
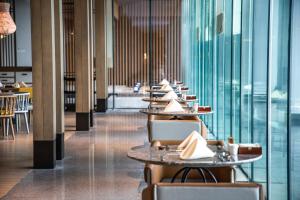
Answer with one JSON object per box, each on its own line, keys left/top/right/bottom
{"left": 9, "top": 117, "right": 15, "bottom": 140}
{"left": 6, "top": 118, "right": 9, "bottom": 136}
{"left": 24, "top": 113, "right": 29, "bottom": 134}
{"left": 2, "top": 118, "right": 5, "bottom": 137}
{"left": 18, "top": 115, "right": 21, "bottom": 130}
{"left": 15, "top": 115, "right": 19, "bottom": 132}
{"left": 28, "top": 111, "right": 31, "bottom": 124}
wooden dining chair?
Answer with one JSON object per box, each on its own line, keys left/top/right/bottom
{"left": 14, "top": 92, "right": 30, "bottom": 134}
{"left": 0, "top": 94, "right": 16, "bottom": 139}
{"left": 18, "top": 87, "right": 33, "bottom": 123}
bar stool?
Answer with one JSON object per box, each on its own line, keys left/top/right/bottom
{"left": 14, "top": 92, "right": 30, "bottom": 134}
{"left": 0, "top": 94, "right": 16, "bottom": 139}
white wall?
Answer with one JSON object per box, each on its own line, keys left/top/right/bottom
{"left": 15, "top": 0, "right": 32, "bottom": 67}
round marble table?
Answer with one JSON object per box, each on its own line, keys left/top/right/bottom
{"left": 128, "top": 144, "right": 262, "bottom": 183}
{"left": 146, "top": 89, "right": 189, "bottom": 93}
{"left": 142, "top": 97, "right": 197, "bottom": 103}
{"left": 139, "top": 108, "right": 213, "bottom": 117}
{"left": 128, "top": 144, "right": 262, "bottom": 168}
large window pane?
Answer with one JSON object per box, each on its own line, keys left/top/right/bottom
{"left": 252, "top": 0, "right": 269, "bottom": 187}
{"left": 290, "top": 0, "right": 300, "bottom": 199}
{"left": 231, "top": 0, "right": 241, "bottom": 143}
{"left": 269, "top": 0, "right": 290, "bottom": 199}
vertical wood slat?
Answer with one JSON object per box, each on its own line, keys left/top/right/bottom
{"left": 133, "top": 2, "right": 136, "bottom": 86}
{"left": 178, "top": 0, "right": 182, "bottom": 81}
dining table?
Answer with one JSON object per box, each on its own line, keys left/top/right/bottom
{"left": 127, "top": 143, "right": 262, "bottom": 183}
{"left": 0, "top": 87, "right": 20, "bottom": 93}
{"left": 140, "top": 107, "right": 213, "bottom": 118}
{"left": 142, "top": 97, "right": 198, "bottom": 103}
{"left": 146, "top": 88, "right": 189, "bottom": 94}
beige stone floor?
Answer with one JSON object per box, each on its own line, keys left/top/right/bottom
{"left": 0, "top": 113, "right": 78, "bottom": 199}
{"left": 0, "top": 111, "right": 147, "bottom": 200}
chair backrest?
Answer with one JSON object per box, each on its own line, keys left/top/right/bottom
{"left": 143, "top": 183, "right": 263, "bottom": 200}
{"left": 15, "top": 92, "right": 30, "bottom": 113}
{"left": 0, "top": 94, "right": 16, "bottom": 117}
{"left": 149, "top": 115, "right": 202, "bottom": 141}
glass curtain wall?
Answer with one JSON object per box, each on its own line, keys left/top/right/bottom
{"left": 290, "top": 0, "right": 300, "bottom": 199}
{"left": 268, "top": 0, "right": 290, "bottom": 199}
{"left": 181, "top": 0, "right": 295, "bottom": 199}
{"left": 181, "top": 0, "right": 215, "bottom": 135}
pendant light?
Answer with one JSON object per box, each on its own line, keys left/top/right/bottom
{"left": 0, "top": 2, "right": 16, "bottom": 38}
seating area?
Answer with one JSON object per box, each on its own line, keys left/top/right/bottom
{"left": 0, "top": 0, "right": 299, "bottom": 199}
{"left": 126, "top": 79, "right": 264, "bottom": 199}
{"left": 0, "top": 86, "right": 31, "bottom": 139}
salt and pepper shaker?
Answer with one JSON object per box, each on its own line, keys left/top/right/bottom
{"left": 193, "top": 103, "right": 199, "bottom": 112}
{"left": 177, "top": 85, "right": 181, "bottom": 92}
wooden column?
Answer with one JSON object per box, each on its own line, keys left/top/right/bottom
{"left": 31, "top": 0, "right": 57, "bottom": 168}
{"left": 74, "top": 0, "right": 91, "bottom": 131}
{"left": 89, "top": 0, "right": 94, "bottom": 126}
{"left": 95, "top": 0, "right": 107, "bottom": 112}
{"left": 54, "top": 0, "right": 65, "bottom": 160}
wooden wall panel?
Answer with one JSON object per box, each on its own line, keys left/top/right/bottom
{"left": 109, "top": 0, "right": 182, "bottom": 87}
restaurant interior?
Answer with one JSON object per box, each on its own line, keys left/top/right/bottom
{"left": 0, "top": 0, "right": 299, "bottom": 199}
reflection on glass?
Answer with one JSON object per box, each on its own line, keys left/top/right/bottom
{"left": 290, "top": 0, "right": 299, "bottom": 199}
{"left": 252, "top": 0, "right": 268, "bottom": 187}
{"left": 269, "top": 0, "right": 290, "bottom": 199}
{"left": 181, "top": 0, "right": 293, "bottom": 199}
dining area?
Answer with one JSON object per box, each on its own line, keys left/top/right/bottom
{"left": 127, "top": 79, "right": 264, "bottom": 200}
{"left": 0, "top": 0, "right": 298, "bottom": 198}
{"left": 0, "top": 82, "right": 32, "bottom": 140}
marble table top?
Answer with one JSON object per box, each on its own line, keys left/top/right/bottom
{"left": 142, "top": 97, "right": 197, "bottom": 103}
{"left": 139, "top": 108, "right": 213, "bottom": 116}
{"left": 127, "top": 144, "right": 262, "bottom": 168}
{"left": 146, "top": 89, "right": 189, "bottom": 93}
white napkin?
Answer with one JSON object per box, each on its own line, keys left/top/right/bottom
{"left": 177, "top": 131, "right": 206, "bottom": 150}
{"left": 180, "top": 139, "right": 215, "bottom": 160}
{"left": 163, "top": 99, "right": 184, "bottom": 112}
{"left": 161, "top": 91, "right": 178, "bottom": 100}
{"left": 19, "top": 81, "right": 28, "bottom": 88}
{"left": 159, "top": 79, "right": 169, "bottom": 85}
{"left": 160, "top": 84, "right": 173, "bottom": 91}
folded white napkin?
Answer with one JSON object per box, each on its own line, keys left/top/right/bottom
{"left": 159, "top": 79, "right": 169, "bottom": 85}
{"left": 19, "top": 81, "right": 28, "bottom": 88}
{"left": 177, "top": 131, "right": 206, "bottom": 150}
{"left": 163, "top": 99, "right": 184, "bottom": 112}
{"left": 161, "top": 91, "right": 178, "bottom": 100}
{"left": 180, "top": 139, "right": 215, "bottom": 160}
{"left": 160, "top": 84, "right": 173, "bottom": 91}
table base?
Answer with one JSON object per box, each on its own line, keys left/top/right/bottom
{"left": 171, "top": 167, "right": 218, "bottom": 183}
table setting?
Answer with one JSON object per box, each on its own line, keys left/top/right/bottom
{"left": 140, "top": 98, "right": 213, "bottom": 117}
{"left": 128, "top": 130, "right": 262, "bottom": 183}
{"left": 143, "top": 91, "right": 197, "bottom": 103}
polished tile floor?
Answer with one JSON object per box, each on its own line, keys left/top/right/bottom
{"left": 1, "top": 111, "right": 147, "bottom": 200}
